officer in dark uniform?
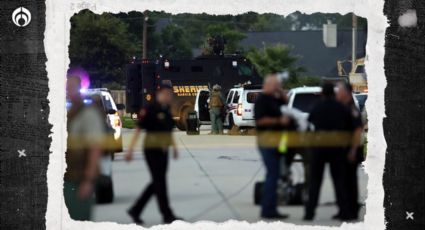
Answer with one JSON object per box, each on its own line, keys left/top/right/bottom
{"left": 125, "top": 83, "right": 182, "bottom": 225}
{"left": 304, "top": 83, "right": 353, "bottom": 221}
{"left": 254, "top": 75, "right": 295, "bottom": 219}
{"left": 336, "top": 81, "right": 364, "bottom": 220}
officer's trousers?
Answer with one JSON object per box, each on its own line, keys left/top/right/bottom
{"left": 210, "top": 107, "right": 223, "bottom": 134}
{"left": 305, "top": 148, "right": 350, "bottom": 218}
{"left": 346, "top": 161, "right": 359, "bottom": 218}
{"left": 130, "top": 148, "right": 174, "bottom": 219}
{"left": 259, "top": 147, "right": 281, "bottom": 216}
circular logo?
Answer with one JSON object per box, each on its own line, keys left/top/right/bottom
{"left": 12, "top": 7, "right": 31, "bottom": 27}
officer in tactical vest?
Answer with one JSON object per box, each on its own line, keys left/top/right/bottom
{"left": 209, "top": 84, "right": 226, "bottom": 135}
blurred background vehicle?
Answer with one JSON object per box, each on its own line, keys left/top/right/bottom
{"left": 84, "top": 88, "right": 125, "bottom": 158}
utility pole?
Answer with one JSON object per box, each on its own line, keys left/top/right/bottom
{"left": 351, "top": 13, "right": 358, "bottom": 74}
{"left": 142, "top": 10, "right": 149, "bottom": 59}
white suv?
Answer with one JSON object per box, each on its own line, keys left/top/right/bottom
{"left": 194, "top": 85, "right": 262, "bottom": 129}
{"left": 224, "top": 85, "right": 261, "bottom": 128}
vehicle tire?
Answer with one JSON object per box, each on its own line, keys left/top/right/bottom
{"left": 95, "top": 175, "right": 114, "bottom": 204}
{"left": 254, "top": 181, "right": 263, "bottom": 205}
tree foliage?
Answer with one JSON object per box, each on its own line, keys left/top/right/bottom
{"left": 157, "top": 24, "right": 193, "bottom": 59}
{"left": 202, "top": 24, "right": 246, "bottom": 55}
{"left": 69, "top": 10, "right": 137, "bottom": 86}
{"left": 69, "top": 10, "right": 367, "bottom": 86}
{"left": 246, "top": 44, "right": 321, "bottom": 88}
{"left": 115, "top": 11, "right": 162, "bottom": 59}
{"left": 246, "top": 44, "right": 305, "bottom": 77}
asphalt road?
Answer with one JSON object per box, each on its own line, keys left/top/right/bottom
{"left": 92, "top": 128, "right": 367, "bottom": 227}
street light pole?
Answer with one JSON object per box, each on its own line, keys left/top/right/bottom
{"left": 142, "top": 10, "right": 148, "bottom": 59}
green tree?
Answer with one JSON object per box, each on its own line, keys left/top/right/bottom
{"left": 116, "top": 11, "right": 162, "bottom": 59}
{"left": 203, "top": 24, "right": 246, "bottom": 54}
{"left": 287, "top": 12, "right": 367, "bottom": 30}
{"left": 69, "top": 10, "right": 137, "bottom": 86}
{"left": 246, "top": 44, "right": 321, "bottom": 88}
{"left": 246, "top": 44, "right": 305, "bottom": 77}
{"left": 158, "top": 24, "right": 193, "bottom": 59}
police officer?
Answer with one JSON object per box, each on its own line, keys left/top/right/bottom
{"left": 254, "top": 75, "right": 292, "bottom": 219}
{"left": 336, "top": 82, "right": 364, "bottom": 220}
{"left": 209, "top": 84, "right": 226, "bottom": 134}
{"left": 125, "top": 83, "right": 182, "bottom": 224}
{"left": 64, "top": 76, "right": 104, "bottom": 221}
{"left": 304, "top": 83, "right": 353, "bottom": 221}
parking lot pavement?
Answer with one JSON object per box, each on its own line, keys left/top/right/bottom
{"left": 93, "top": 128, "right": 367, "bottom": 227}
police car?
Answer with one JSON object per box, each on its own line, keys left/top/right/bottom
{"left": 224, "top": 85, "right": 262, "bottom": 129}
{"left": 82, "top": 88, "right": 125, "bottom": 157}
{"left": 194, "top": 85, "right": 261, "bottom": 129}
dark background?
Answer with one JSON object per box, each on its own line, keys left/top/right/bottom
{"left": 383, "top": 0, "right": 425, "bottom": 229}
{"left": 0, "top": 0, "right": 424, "bottom": 229}
{"left": 0, "top": 1, "right": 50, "bottom": 230}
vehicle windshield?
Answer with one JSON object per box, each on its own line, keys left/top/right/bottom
{"left": 84, "top": 91, "right": 117, "bottom": 112}
{"left": 101, "top": 94, "right": 116, "bottom": 111}
{"left": 293, "top": 93, "right": 321, "bottom": 113}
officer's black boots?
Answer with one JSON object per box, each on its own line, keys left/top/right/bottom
{"left": 127, "top": 209, "right": 144, "bottom": 225}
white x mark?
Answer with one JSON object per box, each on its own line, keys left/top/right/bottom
{"left": 406, "top": 211, "right": 414, "bottom": 220}
{"left": 18, "top": 149, "right": 26, "bottom": 158}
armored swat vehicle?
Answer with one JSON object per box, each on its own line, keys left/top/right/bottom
{"left": 126, "top": 54, "right": 262, "bottom": 130}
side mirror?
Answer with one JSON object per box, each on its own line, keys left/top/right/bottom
{"left": 107, "top": 109, "right": 117, "bottom": 115}
{"left": 116, "top": 103, "right": 125, "bottom": 110}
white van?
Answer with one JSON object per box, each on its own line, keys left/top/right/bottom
{"left": 194, "top": 85, "right": 262, "bottom": 129}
